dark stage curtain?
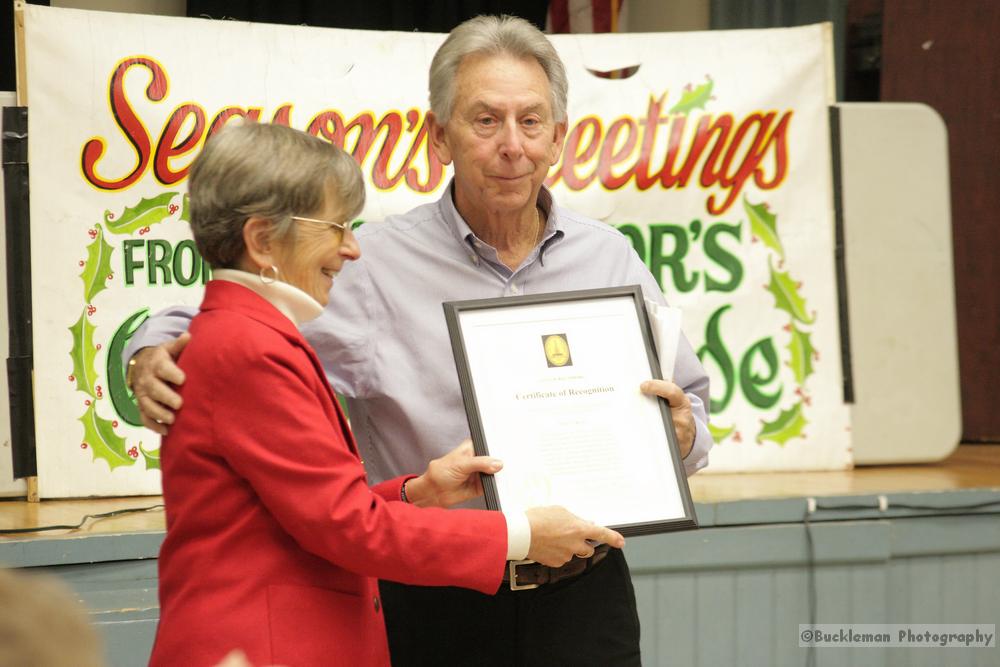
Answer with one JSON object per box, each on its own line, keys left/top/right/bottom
{"left": 186, "top": 1, "right": 549, "bottom": 32}
{"left": 1, "top": 1, "right": 49, "bottom": 93}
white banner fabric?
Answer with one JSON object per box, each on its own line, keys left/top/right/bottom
{"left": 23, "top": 5, "right": 849, "bottom": 497}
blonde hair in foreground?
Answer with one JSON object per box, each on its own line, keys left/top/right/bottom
{"left": 0, "top": 567, "right": 105, "bottom": 667}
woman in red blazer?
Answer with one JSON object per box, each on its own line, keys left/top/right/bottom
{"left": 148, "top": 122, "right": 623, "bottom": 667}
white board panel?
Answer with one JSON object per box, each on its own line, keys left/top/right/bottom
{"left": 836, "top": 102, "right": 961, "bottom": 464}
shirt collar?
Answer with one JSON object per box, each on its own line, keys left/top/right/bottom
{"left": 438, "top": 179, "right": 564, "bottom": 263}
{"left": 212, "top": 268, "right": 324, "bottom": 326}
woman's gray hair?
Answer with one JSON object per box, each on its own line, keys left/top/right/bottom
{"left": 187, "top": 121, "right": 365, "bottom": 269}
{"left": 429, "top": 15, "right": 569, "bottom": 124}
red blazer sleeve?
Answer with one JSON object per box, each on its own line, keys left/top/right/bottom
{"left": 371, "top": 476, "right": 416, "bottom": 504}
{"left": 206, "top": 336, "right": 507, "bottom": 594}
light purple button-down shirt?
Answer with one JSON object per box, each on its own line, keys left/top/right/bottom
{"left": 126, "top": 183, "right": 712, "bottom": 503}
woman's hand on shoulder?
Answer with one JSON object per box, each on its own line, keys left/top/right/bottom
{"left": 131, "top": 333, "right": 191, "bottom": 435}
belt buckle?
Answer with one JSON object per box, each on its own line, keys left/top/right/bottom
{"left": 508, "top": 559, "right": 540, "bottom": 591}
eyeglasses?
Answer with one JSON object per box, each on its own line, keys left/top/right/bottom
{"left": 291, "top": 215, "right": 350, "bottom": 233}
{"left": 291, "top": 215, "right": 351, "bottom": 244}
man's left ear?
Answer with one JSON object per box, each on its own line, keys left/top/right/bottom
{"left": 548, "top": 121, "right": 568, "bottom": 166}
{"left": 427, "top": 112, "right": 454, "bottom": 166}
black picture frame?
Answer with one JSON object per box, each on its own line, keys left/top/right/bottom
{"left": 443, "top": 285, "right": 698, "bottom": 537}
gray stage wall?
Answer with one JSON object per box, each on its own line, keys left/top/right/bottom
{"left": 3, "top": 488, "right": 999, "bottom": 667}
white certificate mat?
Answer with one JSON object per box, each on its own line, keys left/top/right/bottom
{"left": 444, "top": 286, "right": 697, "bottom": 536}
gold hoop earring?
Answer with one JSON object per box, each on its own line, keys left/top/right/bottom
{"left": 259, "top": 265, "right": 279, "bottom": 285}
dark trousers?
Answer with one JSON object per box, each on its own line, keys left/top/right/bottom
{"left": 379, "top": 548, "right": 641, "bottom": 667}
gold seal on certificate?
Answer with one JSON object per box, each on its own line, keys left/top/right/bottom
{"left": 542, "top": 334, "right": 572, "bottom": 367}
{"left": 444, "top": 286, "right": 698, "bottom": 537}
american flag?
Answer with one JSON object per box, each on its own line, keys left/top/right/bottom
{"left": 547, "top": 0, "right": 626, "bottom": 34}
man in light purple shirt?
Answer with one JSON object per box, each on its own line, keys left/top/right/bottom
{"left": 128, "top": 182, "right": 711, "bottom": 485}
{"left": 127, "top": 15, "right": 712, "bottom": 667}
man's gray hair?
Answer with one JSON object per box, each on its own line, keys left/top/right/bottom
{"left": 188, "top": 122, "right": 365, "bottom": 269}
{"left": 429, "top": 15, "right": 569, "bottom": 124}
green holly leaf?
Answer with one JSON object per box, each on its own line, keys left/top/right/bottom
{"left": 708, "top": 422, "right": 735, "bottom": 442}
{"left": 79, "top": 402, "right": 134, "bottom": 469}
{"left": 179, "top": 193, "right": 190, "bottom": 223}
{"left": 669, "top": 77, "right": 714, "bottom": 115}
{"left": 69, "top": 311, "right": 99, "bottom": 397}
{"left": 757, "top": 401, "right": 808, "bottom": 446}
{"left": 140, "top": 444, "right": 160, "bottom": 471}
{"left": 743, "top": 196, "right": 784, "bottom": 259}
{"left": 104, "top": 192, "right": 178, "bottom": 235}
{"left": 766, "top": 259, "right": 815, "bottom": 324}
{"left": 787, "top": 322, "right": 817, "bottom": 385}
{"left": 80, "top": 223, "right": 114, "bottom": 303}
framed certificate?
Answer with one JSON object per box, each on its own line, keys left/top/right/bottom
{"left": 444, "top": 286, "right": 698, "bottom": 537}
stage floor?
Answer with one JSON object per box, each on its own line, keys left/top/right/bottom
{"left": 690, "top": 443, "right": 1000, "bottom": 503}
{"left": 1, "top": 445, "right": 998, "bottom": 538}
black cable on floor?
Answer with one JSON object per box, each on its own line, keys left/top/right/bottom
{"left": 0, "top": 503, "right": 164, "bottom": 535}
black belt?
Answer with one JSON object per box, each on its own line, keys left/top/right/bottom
{"left": 502, "top": 544, "right": 611, "bottom": 590}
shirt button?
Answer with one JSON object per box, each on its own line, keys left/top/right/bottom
{"left": 510, "top": 285, "right": 520, "bottom": 295}
{"left": 374, "top": 596, "right": 380, "bottom": 613}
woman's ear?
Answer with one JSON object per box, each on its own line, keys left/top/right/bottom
{"left": 242, "top": 217, "right": 275, "bottom": 270}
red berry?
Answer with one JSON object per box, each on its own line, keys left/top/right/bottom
{"left": 78, "top": 260, "right": 85, "bottom": 267}
{"left": 68, "top": 375, "right": 75, "bottom": 382}
{"left": 84, "top": 400, "right": 91, "bottom": 406}
{"left": 81, "top": 443, "right": 88, "bottom": 449}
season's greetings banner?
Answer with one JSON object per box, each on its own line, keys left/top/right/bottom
{"left": 23, "top": 5, "right": 848, "bottom": 497}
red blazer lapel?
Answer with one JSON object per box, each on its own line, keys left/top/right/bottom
{"left": 200, "top": 281, "right": 361, "bottom": 458}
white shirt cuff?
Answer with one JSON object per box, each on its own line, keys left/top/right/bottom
{"left": 504, "top": 511, "right": 531, "bottom": 561}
